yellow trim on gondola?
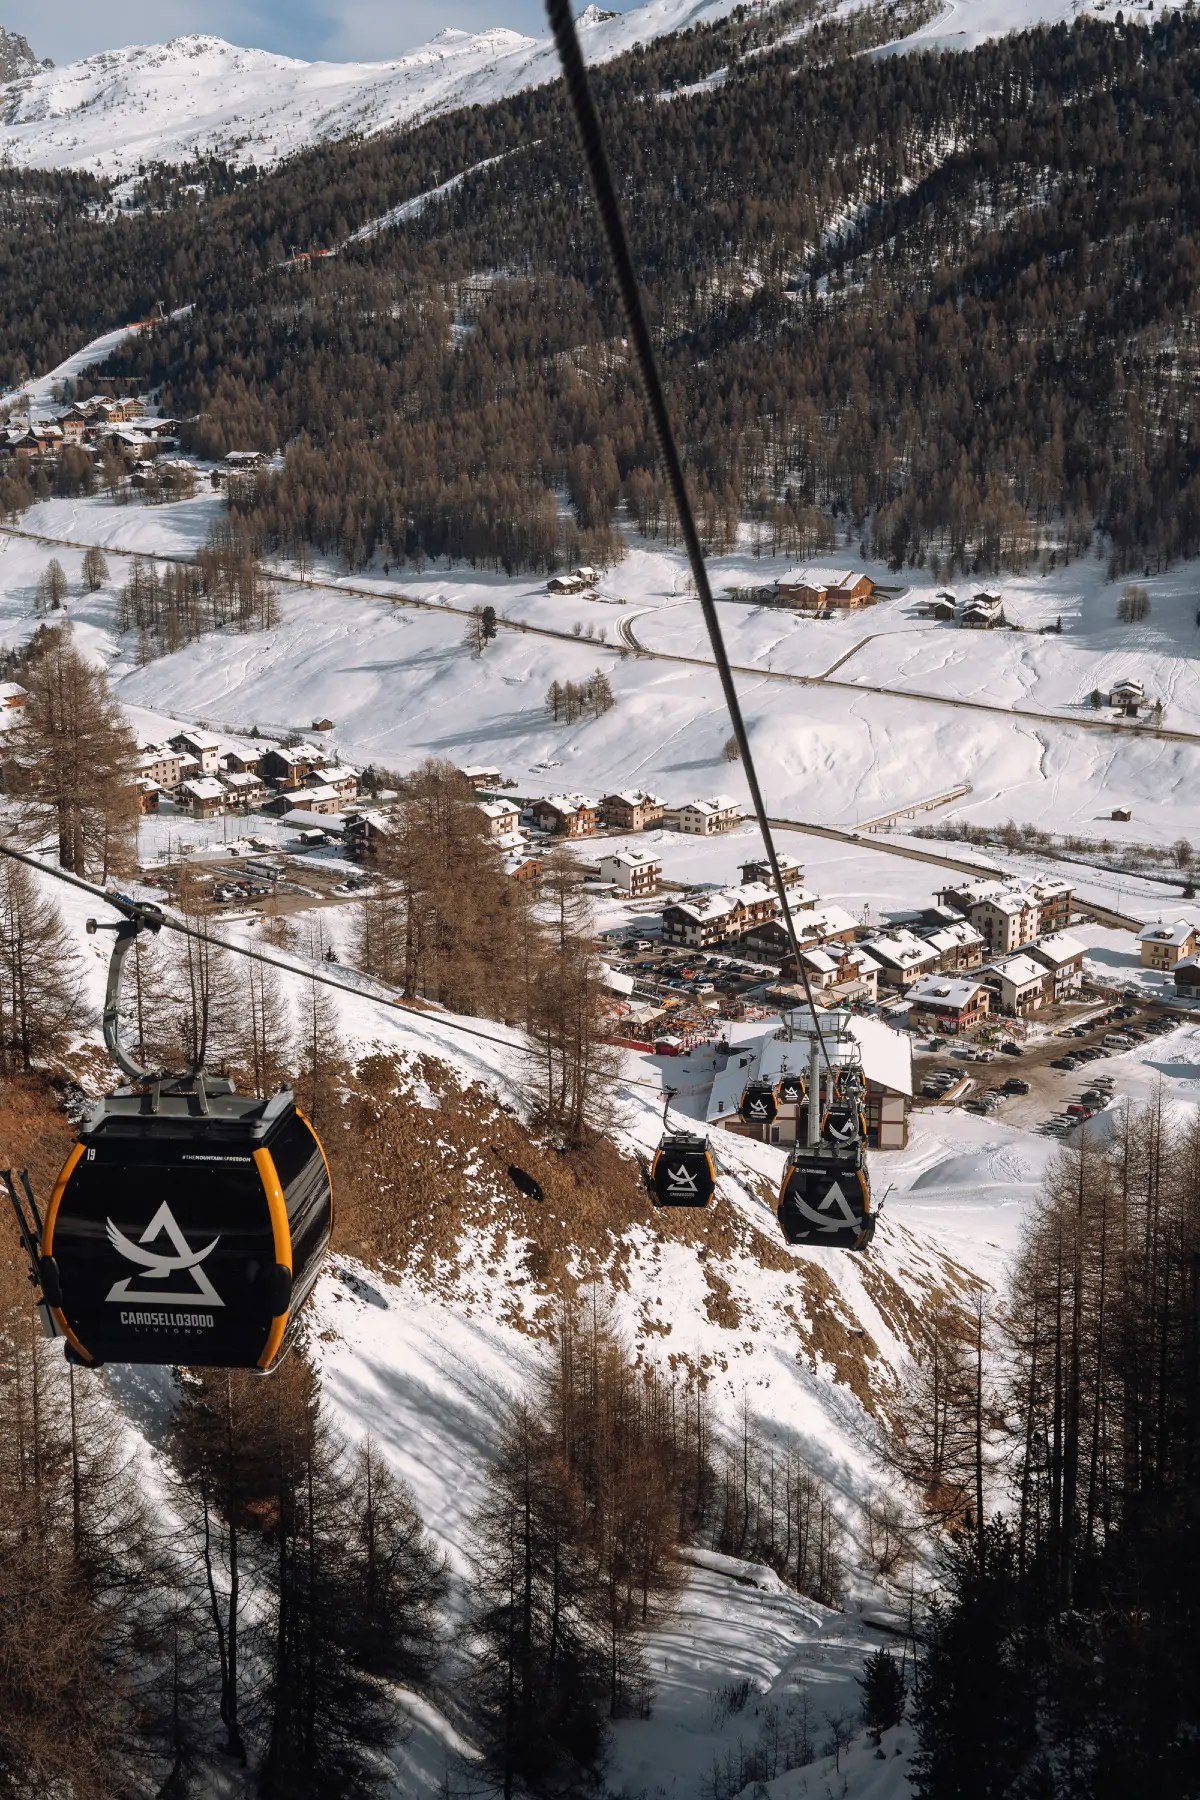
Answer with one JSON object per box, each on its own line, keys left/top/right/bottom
{"left": 252, "top": 1147, "right": 292, "bottom": 1371}
{"left": 295, "top": 1107, "right": 334, "bottom": 1235}
{"left": 42, "top": 1142, "right": 94, "bottom": 1366}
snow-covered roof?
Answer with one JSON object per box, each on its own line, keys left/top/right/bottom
{"left": 535, "top": 792, "right": 598, "bottom": 814}
{"left": 908, "top": 972, "right": 989, "bottom": 1009}
{"left": 599, "top": 963, "right": 636, "bottom": 996}
{"left": 1139, "top": 920, "right": 1197, "bottom": 946}
{"left": 603, "top": 788, "right": 666, "bottom": 807}
{"left": 668, "top": 881, "right": 776, "bottom": 924}
{"left": 863, "top": 929, "right": 938, "bottom": 972}
{"left": 180, "top": 777, "right": 226, "bottom": 801}
{"left": 599, "top": 849, "right": 661, "bottom": 870}
{"left": 777, "top": 568, "right": 857, "bottom": 588}
{"left": 680, "top": 794, "right": 738, "bottom": 815}
{"left": 923, "top": 921, "right": 984, "bottom": 953}
{"left": 706, "top": 1010, "right": 912, "bottom": 1119}
{"left": 795, "top": 904, "right": 857, "bottom": 941}
{"left": 987, "top": 953, "right": 1048, "bottom": 988}
{"left": 1030, "top": 931, "right": 1086, "bottom": 966}
{"left": 477, "top": 799, "right": 518, "bottom": 820}
{"left": 316, "top": 763, "right": 360, "bottom": 783}
{"left": 220, "top": 770, "right": 262, "bottom": 790}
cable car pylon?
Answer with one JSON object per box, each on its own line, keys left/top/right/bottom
{"left": 777, "top": 1033, "right": 875, "bottom": 1252}
{"left": 6, "top": 887, "right": 332, "bottom": 1372}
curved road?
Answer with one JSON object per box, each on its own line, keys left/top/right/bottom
{"left": 5, "top": 520, "right": 1200, "bottom": 750}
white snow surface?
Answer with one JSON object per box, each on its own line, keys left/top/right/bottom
{"left": 0, "top": 0, "right": 1106, "bottom": 178}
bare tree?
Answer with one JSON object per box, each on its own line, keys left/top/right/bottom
{"left": 81, "top": 546, "right": 110, "bottom": 592}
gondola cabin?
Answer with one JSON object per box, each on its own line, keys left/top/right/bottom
{"left": 777, "top": 1145, "right": 874, "bottom": 1252}
{"left": 777, "top": 1070, "right": 806, "bottom": 1105}
{"left": 739, "top": 1079, "right": 779, "bottom": 1126}
{"left": 650, "top": 1133, "right": 716, "bottom": 1207}
{"left": 821, "top": 1099, "right": 867, "bottom": 1148}
{"left": 41, "top": 1089, "right": 331, "bottom": 1370}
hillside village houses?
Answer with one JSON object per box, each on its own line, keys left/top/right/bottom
{"left": 134, "top": 731, "right": 361, "bottom": 821}
{"left": 671, "top": 795, "right": 741, "bottom": 835}
{"left": 597, "top": 848, "right": 661, "bottom": 896}
{"left": 773, "top": 569, "right": 876, "bottom": 610}
{"left": 600, "top": 790, "right": 666, "bottom": 832}
{"left": 906, "top": 973, "right": 992, "bottom": 1035}
{"left": 1139, "top": 919, "right": 1199, "bottom": 970}
{"left": 529, "top": 794, "right": 601, "bottom": 836}
{"left": 477, "top": 798, "right": 521, "bottom": 836}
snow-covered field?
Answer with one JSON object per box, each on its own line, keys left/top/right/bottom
{"left": 0, "top": 0, "right": 1119, "bottom": 178}
{"left": 7, "top": 489, "right": 1200, "bottom": 874}
{"left": 10, "top": 473, "right": 1200, "bottom": 1796}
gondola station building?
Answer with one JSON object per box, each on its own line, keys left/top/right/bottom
{"left": 705, "top": 1010, "right": 913, "bottom": 1150}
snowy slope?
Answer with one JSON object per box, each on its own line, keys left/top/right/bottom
{"left": 0, "top": 0, "right": 1106, "bottom": 178}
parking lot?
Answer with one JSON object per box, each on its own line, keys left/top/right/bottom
{"left": 601, "top": 933, "right": 779, "bottom": 1020}
{"left": 913, "top": 999, "right": 1185, "bottom": 1133}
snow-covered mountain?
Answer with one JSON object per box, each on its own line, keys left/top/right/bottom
{"left": 0, "top": 0, "right": 1085, "bottom": 179}
{"left": 0, "top": 4, "right": 751, "bottom": 178}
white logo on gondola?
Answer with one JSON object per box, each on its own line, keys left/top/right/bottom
{"left": 793, "top": 1177, "right": 860, "bottom": 1233}
{"left": 666, "top": 1163, "right": 699, "bottom": 1194}
{"left": 105, "top": 1203, "right": 225, "bottom": 1307}
{"left": 746, "top": 1098, "right": 769, "bottom": 1117}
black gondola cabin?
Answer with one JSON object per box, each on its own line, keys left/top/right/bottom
{"left": 42, "top": 1090, "right": 332, "bottom": 1370}
{"left": 650, "top": 1133, "right": 716, "bottom": 1207}
{"left": 739, "top": 1079, "right": 779, "bottom": 1126}
{"left": 777, "top": 1145, "right": 874, "bottom": 1252}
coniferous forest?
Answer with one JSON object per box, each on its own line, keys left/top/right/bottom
{"left": 6, "top": 12, "right": 1200, "bottom": 571}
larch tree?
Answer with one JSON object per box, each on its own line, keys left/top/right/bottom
{"left": 0, "top": 855, "right": 84, "bottom": 1071}
{"left": 81, "top": 545, "right": 110, "bottom": 592}
{"left": 7, "top": 624, "right": 138, "bottom": 879}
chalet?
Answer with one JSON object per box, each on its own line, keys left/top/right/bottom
{"left": 309, "top": 763, "right": 359, "bottom": 803}
{"left": 1174, "top": 958, "right": 1200, "bottom": 994}
{"left": 136, "top": 778, "right": 162, "bottom": 815}
{"left": 0, "top": 682, "right": 26, "bottom": 710}
{"left": 925, "top": 591, "right": 957, "bottom": 621}
{"left": 311, "top": 717, "right": 335, "bottom": 732}
{"left": 60, "top": 409, "right": 88, "bottom": 444}
{"left": 136, "top": 744, "right": 186, "bottom": 788}
{"left": 180, "top": 777, "right": 228, "bottom": 820}
{"left": 672, "top": 795, "right": 740, "bottom": 835}
{"left": 774, "top": 568, "right": 875, "bottom": 610}
{"left": 261, "top": 744, "right": 326, "bottom": 788}
{"left": 960, "top": 592, "right": 1004, "bottom": 629}
{"left": 738, "top": 854, "right": 805, "bottom": 889}
{"left": 225, "top": 450, "right": 267, "bottom": 470}
{"left": 460, "top": 764, "right": 503, "bottom": 789}
{"left": 907, "top": 973, "right": 991, "bottom": 1035}
{"left": 983, "top": 953, "right": 1050, "bottom": 1016}
{"left": 343, "top": 809, "right": 398, "bottom": 857}
{"left": 504, "top": 852, "right": 543, "bottom": 884}
{"left": 264, "top": 784, "right": 342, "bottom": 817}
{"left": 222, "top": 748, "right": 264, "bottom": 776}
{"left": 1111, "top": 806, "right": 1132, "bottom": 822}
{"left": 1110, "top": 678, "right": 1145, "bottom": 713}
{"left": 529, "top": 794, "right": 600, "bottom": 836}
{"left": 598, "top": 849, "right": 661, "bottom": 896}
{"left": 662, "top": 881, "right": 778, "bottom": 949}
{"left": 707, "top": 1010, "right": 911, "bottom": 1149}
{"left": 219, "top": 771, "right": 267, "bottom": 807}
{"left": 477, "top": 798, "right": 521, "bottom": 837}
{"left": 920, "top": 919, "right": 985, "bottom": 972}
{"left": 768, "top": 904, "right": 859, "bottom": 965}
{"left": 1139, "top": 920, "right": 1199, "bottom": 970}
{"left": 169, "top": 729, "right": 222, "bottom": 774}
{"left": 547, "top": 567, "right": 598, "bottom": 594}
{"left": 1029, "top": 931, "right": 1087, "bottom": 996}
{"left": 862, "top": 929, "right": 940, "bottom": 989}
{"left": 599, "top": 790, "right": 666, "bottom": 832}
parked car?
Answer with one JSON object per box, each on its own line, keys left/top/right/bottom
{"left": 1003, "top": 1077, "right": 1031, "bottom": 1094}
{"left": 1000, "top": 1042, "right": 1024, "bottom": 1056}
{"left": 1051, "top": 1056, "right": 1077, "bottom": 1070}
{"left": 975, "top": 1049, "right": 995, "bottom": 1063}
